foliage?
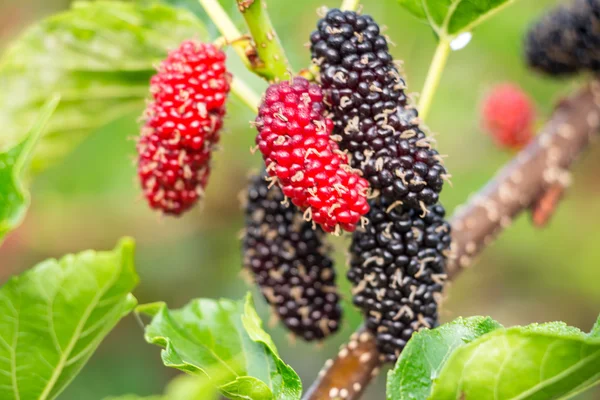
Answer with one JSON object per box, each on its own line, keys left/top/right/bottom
{"left": 137, "top": 293, "right": 302, "bottom": 400}
{"left": 397, "top": 0, "right": 517, "bottom": 40}
{"left": 0, "top": 96, "right": 58, "bottom": 243}
{"left": 387, "top": 316, "right": 600, "bottom": 400}
{"left": 0, "top": 238, "right": 138, "bottom": 400}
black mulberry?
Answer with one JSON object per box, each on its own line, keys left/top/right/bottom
{"left": 310, "top": 9, "right": 447, "bottom": 210}
{"left": 525, "top": 0, "right": 600, "bottom": 76}
{"left": 242, "top": 172, "right": 342, "bottom": 341}
{"left": 347, "top": 199, "right": 452, "bottom": 361}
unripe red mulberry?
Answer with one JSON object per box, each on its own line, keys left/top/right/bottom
{"left": 310, "top": 9, "right": 447, "bottom": 211}
{"left": 481, "top": 84, "right": 535, "bottom": 150}
{"left": 243, "top": 172, "right": 341, "bottom": 341}
{"left": 137, "top": 40, "right": 231, "bottom": 215}
{"left": 254, "top": 77, "right": 370, "bottom": 233}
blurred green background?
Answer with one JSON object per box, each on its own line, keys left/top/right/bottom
{"left": 1, "top": 0, "right": 599, "bottom": 398}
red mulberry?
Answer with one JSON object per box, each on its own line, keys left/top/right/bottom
{"left": 255, "top": 77, "right": 370, "bottom": 233}
{"left": 481, "top": 84, "right": 536, "bottom": 150}
{"left": 137, "top": 40, "right": 231, "bottom": 215}
{"left": 310, "top": 9, "right": 447, "bottom": 210}
{"left": 243, "top": 172, "right": 341, "bottom": 340}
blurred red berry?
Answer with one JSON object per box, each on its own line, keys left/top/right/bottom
{"left": 481, "top": 84, "right": 536, "bottom": 150}
{"left": 254, "top": 77, "right": 370, "bottom": 234}
{"left": 137, "top": 41, "right": 231, "bottom": 215}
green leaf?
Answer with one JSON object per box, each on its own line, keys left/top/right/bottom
{"left": 137, "top": 293, "right": 302, "bottom": 400}
{"left": 428, "top": 323, "right": 600, "bottom": 399}
{"left": 104, "top": 373, "right": 219, "bottom": 400}
{"left": 0, "top": 96, "right": 59, "bottom": 243}
{"left": 397, "top": 0, "right": 517, "bottom": 39}
{"left": 0, "top": 238, "right": 139, "bottom": 400}
{"left": 387, "top": 317, "right": 502, "bottom": 400}
{"left": 0, "top": 0, "right": 207, "bottom": 172}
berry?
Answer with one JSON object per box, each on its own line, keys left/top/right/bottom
{"left": 525, "top": 0, "right": 600, "bottom": 76}
{"left": 347, "top": 199, "right": 451, "bottom": 362}
{"left": 310, "top": 9, "right": 447, "bottom": 210}
{"left": 137, "top": 41, "right": 231, "bottom": 215}
{"left": 243, "top": 172, "right": 341, "bottom": 341}
{"left": 481, "top": 84, "right": 536, "bottom": 150}
{"left": 255, "top": 77, "right": 370, "bottom": 233}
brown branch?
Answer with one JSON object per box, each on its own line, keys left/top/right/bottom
{"left": 303, "top": 81, "right": 600, "bottom": 400}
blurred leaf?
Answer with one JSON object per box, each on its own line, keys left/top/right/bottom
{"left": 104, "top": 374, "right": 218, "bottom": 400}
{"left": 397, "top": 0, "right": 517, "bottom": 39}
{"left": 137, "top": 293, "right": 302, "bottom": 400}
{"left": 0, "top": 238, "right": 138, "bottom": 400}
{"left": 387, "top": 317, "right": 502, "bottom": 400}
{"left": 428, "top": 321, "right": 600, "bottom": 399}
{"left": 0, "top": 96, "right": 59, "bottom": 243}
{"left": 0, "top": 0, "right": 207, "bottom": 173}
{"left": 164, "top": 374, "right": 219, "bottom": 400}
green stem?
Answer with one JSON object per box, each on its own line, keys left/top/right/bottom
{"left": 418, "top": 37, "right": 451, "bottom": 122}
{"left": 198, "top": 0, "right": 251, "bottom": 71}
{"left": 340, "top": 0, "right": 361, "bottom": 11}
{"left": 231, "top": 77, "right": 260, "bottom": 113}
{"left": 236, "top": 0, "right": 291, "bottom": 82}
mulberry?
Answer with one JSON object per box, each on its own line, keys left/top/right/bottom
{"left": 525, "top": 0, "right": 600, "bottom": 76}
{"left": 137, "top": 40, "right": 231, "bottom": 215}
{"left": 310, "top": 9, "right": 447, "bottom": 210}
{"left": 255, "top": 76, "right": 370, "bottom": 233}
{"left": 347, "top": 199, "right": 451, "bottom": 362}
{"left": 481, "top": 84, "right": 536, "bottom": 150}
{"left": 243, "top": 172, "right": 341, "bottom": 341}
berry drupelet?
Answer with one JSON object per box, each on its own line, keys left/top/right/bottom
{"left": 137, "top": 41, "right": 230, "bottom": 215}
{"left": 310, "top": 9, "right": 447, "bottom": 211}
{"left": 347, "top": 199, "right": 452, "bottom": 362}
{"left": 243, "top": 172, "right": 342, "bottom": 341}
{"left": 255, "top": 76, "right": 370, "bottom": 233}
{"left": 525, "top": 0, "right": 600, "bottom": 76}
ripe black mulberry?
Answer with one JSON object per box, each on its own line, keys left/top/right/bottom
{"left": 525, "top": 0, "right": 600, "bottom": 76}
{"left": 242, "top": 172, "right": 342, "bottom": 340}
{"left": 310, "top": 9, "right": 447, "bottom": 210}
{"left": 347, "top": 199, "right": 452, "bottom": 361}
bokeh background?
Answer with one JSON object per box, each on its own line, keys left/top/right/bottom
{"left": 1, "top": 0, "right": 599, "bottom": 398}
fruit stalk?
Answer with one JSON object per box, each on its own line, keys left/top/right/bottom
{"left": 230, "top": 77, "right": 260, "bottom": 113}
{"left": 236, "top": 0, "right": 291, "bottom": 82}
{"left": 197, "top": 0, "right": 252, "bottom": 69}
{"left": 340, "top": 0, "right": 361, "bottom": 11}
{"left": 303, "top": 81, "right": 600, "bottom": 400}
{"left": 418, "top": 38, "right": 451, "bottom": 122}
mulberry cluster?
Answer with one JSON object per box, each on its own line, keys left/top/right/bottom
{"left": 525, "top": 0, "right": 600, "bottom": 76}
{"left": 310, "top": 9, "right": 446, "bottom": 210}
{"left": 243, "top": 172, "right": 341, "bottom": 341}
{"left": 255, "top": 77, "right": 370, "bottom": 233}
{"left": 137, "top": 41, "right": 230, "bottom": 215}
{"left": 348, "top": 200, "right": 451, "bottom": 361}
{"left": 481, "top": 84, "right": 536, "bottom": 150}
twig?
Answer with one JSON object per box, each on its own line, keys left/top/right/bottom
{"left": 198, "top": 0, "right": 253, "bottom": 71}
{"left": 530, "top": 183, "right": 566, "bottom": 228}
{"left": 230, "top": 77, "right": 260, "bottom": 113}
{"left": 418, "top": 37, "right": 451, "bottom": 122}
{"left": 236, "top": 0, "right": 291, "bottom": 82}
{"left": 303, "top": 81, "right": 600, "bottom": 400}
